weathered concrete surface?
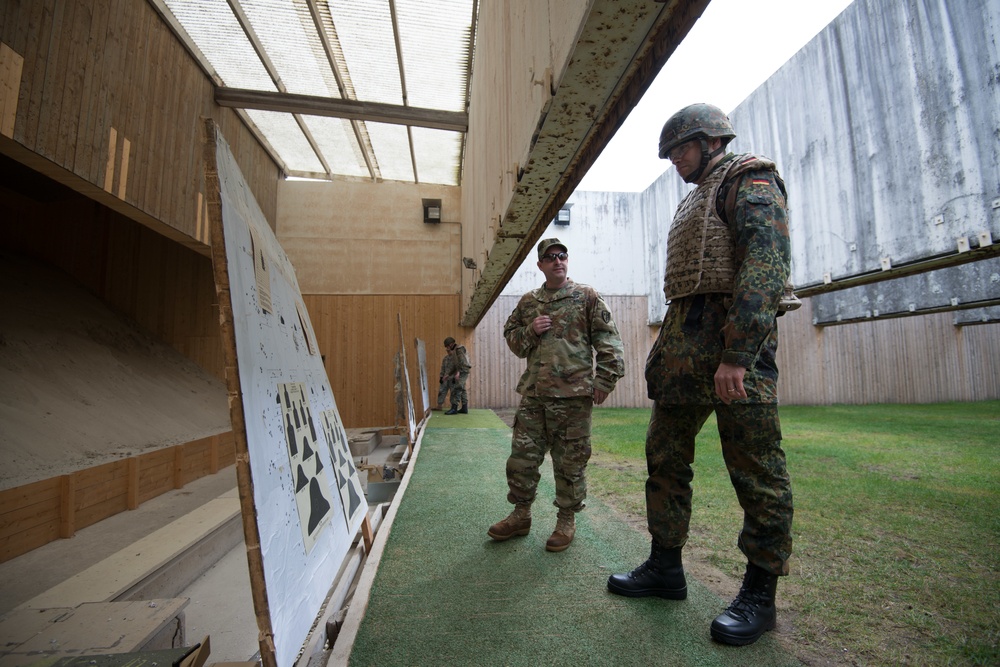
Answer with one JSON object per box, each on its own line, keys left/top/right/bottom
{"left": 811, "top": 256, "right": 1000, "bottom": 324}
{"left": 636, "top": 0, "right": 999, "bottom": 322}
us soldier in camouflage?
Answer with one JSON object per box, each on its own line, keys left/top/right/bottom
{"left": 607, "top": 104, "right": 795, "bottom": 647}
{"left": 436, "top": 338, "right": 457, "bottom": 410}
{"left": 443, "top": 337, "right": 472, "bottom": 414}
{"left": 487, "top": 238, "right": 624, "bottom": 552}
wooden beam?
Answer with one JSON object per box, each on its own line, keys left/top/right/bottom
{"left": 59, "top": 475, "right": 75, "bottom": 539}
{"left": 127, "top": 457, "right": 140, "bottom": 510}
{"left": 215, "top": 88, "right": 469, "bottom": 132}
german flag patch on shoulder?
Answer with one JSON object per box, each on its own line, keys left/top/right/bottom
{"left": 751, "top": 178, "right": 770, "bottom": 186}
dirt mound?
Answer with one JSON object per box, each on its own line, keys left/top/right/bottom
{"left": 0, "top": 253, "right": 231, "bottom": 490}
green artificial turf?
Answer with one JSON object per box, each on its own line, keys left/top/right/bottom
{"left": 349, "top": 410, "right": 800, "bottom": 666}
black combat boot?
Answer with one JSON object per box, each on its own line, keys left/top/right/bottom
{"left": 445, "top": 405, "right": 459, "bottom": 415}
{"left": 458, "top": 404, "right": 468, "bottom": 414}
{"left": 606, "top": 540, "right": 687, "bottom": 599}
{"left": 710, "top": 562, "right": 778, "bottom": 646}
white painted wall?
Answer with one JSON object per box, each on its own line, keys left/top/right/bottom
{"left": 501, "top": 191, "right": 649, "bottom": 297}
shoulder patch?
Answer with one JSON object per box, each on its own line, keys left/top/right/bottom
{"left": 602, "top": 309, "right": 611, "bottom": 323}
{"left": 751, "top": 178, "right": 770, "bottom": 186}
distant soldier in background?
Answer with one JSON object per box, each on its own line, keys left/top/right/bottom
{"left": 436, "top": 339, "right": 456, "bottom": 411}
{"left": 443, "top": 337, "right": 472, "bottom": 414}
{"left": 607, "top": 103, "right": 795, "bottom": 647}
{"left": 488, "top": 238, "right": 624, "bottom": 552}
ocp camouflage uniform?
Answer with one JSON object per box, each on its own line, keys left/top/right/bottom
{"left": 645, "top": 153, "right": 794, "bottom": 575}
{"left": 451, "top": 344, "right": 472, "bottom": 408}
{"left": 503, "top": 280, "right": 624, "bottom": 511}
{"left": 437, "top": 351, "right": 456, "bottom": 407}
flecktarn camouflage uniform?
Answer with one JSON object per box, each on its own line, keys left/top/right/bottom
{"left": 450, "top": 344, "right": 472, "bottom": 408}
{"left": 503, "top": 280, "right": 624, "bottom": 511}
{"left": 437, "top": 350, "right": 455, "bottom": 406}
{"left": 645, "top": 153, "right": 794, "bottom": 575}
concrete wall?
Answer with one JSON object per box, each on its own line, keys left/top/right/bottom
{"left": 639, "top": 0, "right": 999, "bottom": 324}
{"left": 740, "top": 0, "right": 998, "bottom": 283}
{"left": 502, "top": 190, "right": 649, "bottom": 297}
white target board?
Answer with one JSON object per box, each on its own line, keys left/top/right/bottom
{"left": 205, "top": 121, "right": 367, "bottom": 667}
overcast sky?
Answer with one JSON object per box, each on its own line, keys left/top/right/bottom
{"left": 575, "top": 0, "right": 856, "bottom": 193}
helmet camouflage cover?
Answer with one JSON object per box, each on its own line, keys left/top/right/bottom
{"left": 658, "top": 103, "right": 736, "bottom": 158}
{"left": 444, "top": 337, "right": 456, "bottom": 346}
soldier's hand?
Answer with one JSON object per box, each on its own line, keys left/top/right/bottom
{"left": 715, "top": 362, "right": 747, "bottom": 404}
{"left": 593, "top": 388, "right": 609, "bottom": 405}
{"left": 532, "top": 315, "right": 552, "bottom": 335}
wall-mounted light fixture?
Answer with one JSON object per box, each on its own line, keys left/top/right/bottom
{"left": 554, "top": 207, "right": 571, "bottom": 226}
{"left": 462, "top": 257, "right": 477, "bottom": 270}
{"left": 423, "top": 198, "right": 442, "bottom": 223}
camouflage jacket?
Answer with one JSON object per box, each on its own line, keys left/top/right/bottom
{"left": 452, "top": 344, "right": 471, "bottom": 372}
{"left": 504, "top": 279, "right": 625, "bottom": 398}
{"left": 646, "top": 153, "right": 790, "bottom": 404}
{"left": 440, "top": 352, "right": 455, "bottom": 378}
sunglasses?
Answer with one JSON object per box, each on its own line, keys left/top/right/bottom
{"left": 540, "top": 252, "right": 568, "bottom": 262}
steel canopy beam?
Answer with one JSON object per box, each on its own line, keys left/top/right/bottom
{"left": 459, "top": 0, "right": 711, "bottom": 327}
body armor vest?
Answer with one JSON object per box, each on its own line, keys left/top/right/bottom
{"left": 663, "top": 154, "right": 777, "bottom": 302}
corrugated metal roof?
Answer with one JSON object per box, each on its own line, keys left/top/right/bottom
{"left": 152, "top": 0, "right": 475, "bottom": 185}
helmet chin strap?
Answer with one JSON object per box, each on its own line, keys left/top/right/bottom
{"left": 682, "top": 137, "right": 726, "bottom": 184}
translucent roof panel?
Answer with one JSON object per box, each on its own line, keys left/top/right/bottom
{"left": 239, "top": 0, "right": 341, "bottom": 97}
{"left": 156, "top": 0, "right": 474, "bottom": 185}
{"left": 326, "top": 1, "right": 403, "bottom": 105}
{"left": 367, "top": 122, "right": 415, "bottom": 182}
{"left": 246, "top": 110, "right": 325, "bottom": 174}
{"left": 396, "top": 0, "right": 472, "bottom": 112}
{"left": 300, "top": 116, "right": 370, "bottom": 179}
{"left": 412, "top": 127, "right": 462, "bottom": 186}
{"left": 162, "top": 0, "right": 275, "bottom": 91}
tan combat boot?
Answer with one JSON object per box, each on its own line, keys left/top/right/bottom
{"left": 487, "top": 502, "right": 532, "bottom": 541}
{"left": 545, "top": 508, "right": 576, "bottom": 552}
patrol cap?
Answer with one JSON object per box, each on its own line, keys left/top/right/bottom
{"left": 444, "top": 337, "right": 455, "bottom": 346}
{"left": 537, "top": 238, "right": 568, "bottom": 259}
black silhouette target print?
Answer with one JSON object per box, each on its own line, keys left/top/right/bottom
{"left": 320, "top": 408, "right": 366, "bottom": 527}
{"left": 279, "top": 381, "right": 333, "bottom": 552}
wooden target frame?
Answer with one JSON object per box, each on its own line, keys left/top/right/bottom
{"left": 204, "top": 120, "right": 367, "bottom": 667}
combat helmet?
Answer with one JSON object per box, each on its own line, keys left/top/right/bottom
{"left": 444, "top": 337, "right": 456, "bottom": 347}
{"left": 658, "top": 103, "right": 735, "bottom": 183}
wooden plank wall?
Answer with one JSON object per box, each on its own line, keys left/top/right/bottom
{"left": 302, "top": 294, "right": 467, "bottom": 428}
{"left": 470, "top": 294, "right": 657, "bottom": 410}
{"left": 276, "top": 179, "right": 462, "bottom": 296}
{"left": 775, "top": 298, "right": 1000, "bottom": 405}
{"left": 0, "top": 0, "right": 280, "bottom": 246}
{"left": 1, "top": 192, "right": 227, "bottom": 380}
{"left": 0, "top": 432, "right": 235, "bottom": 564}
{"left": 473, "top": 295, "right": 1000, "bottom": 408}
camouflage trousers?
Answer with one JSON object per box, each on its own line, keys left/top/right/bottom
{"left": 505, "top": 395, "right": 593, "bottom": 511}
{"left": 645, "top": 401, "right": 793, "bottom": 575}
{"left": 436, "top": 376, "right": 455, "bottom": 406}
{"left": 451, "top": 370, "right": 470, "bottom": 407}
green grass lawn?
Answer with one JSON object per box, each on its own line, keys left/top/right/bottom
{"left": 586, "top": 401, "right": 1000, "bottom": 666}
